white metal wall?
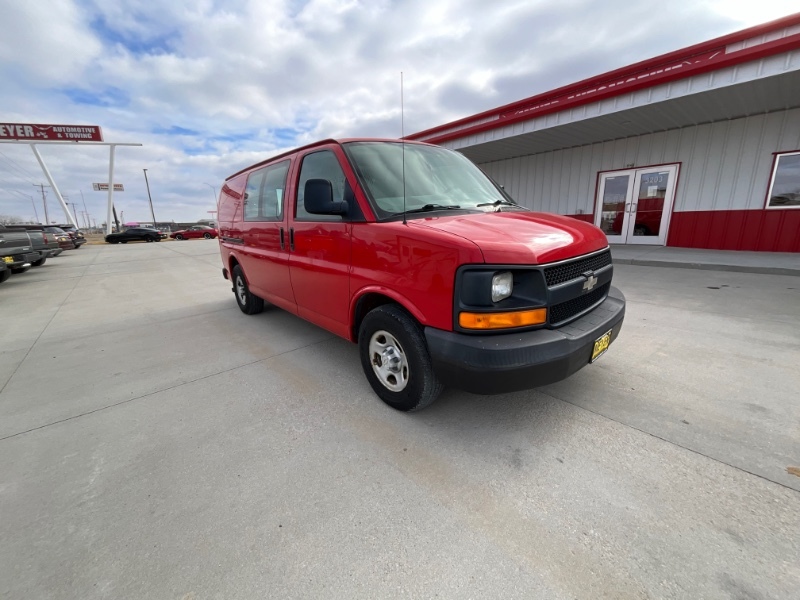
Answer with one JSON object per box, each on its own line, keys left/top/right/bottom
{"left": 478, "top": 107, "right": 800, "bottom": 215}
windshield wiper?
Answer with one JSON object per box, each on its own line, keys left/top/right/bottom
{"left": 476, "top": 199, "right": 518, "bottom": 208}
{"left": 397, "top": 204, "right": 462, "bottom": 215}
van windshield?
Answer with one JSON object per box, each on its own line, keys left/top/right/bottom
{"left": 344, "top": 141, "right": 520, "bottom": 220}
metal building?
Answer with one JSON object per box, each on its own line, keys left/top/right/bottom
{"left": 408, "top": 14, "right": 800, "bottom": 253}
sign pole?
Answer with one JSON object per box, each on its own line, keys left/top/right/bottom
{"left": 107, "top": 145, "right": 116, "bottom": 234}
{"left": 30, "top": 144, "right": 78, "bottom": 227}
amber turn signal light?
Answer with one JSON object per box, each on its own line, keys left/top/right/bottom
{"left": 459, "top": 308, "right": 547, "bottom": 330}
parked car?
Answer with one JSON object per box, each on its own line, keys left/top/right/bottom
{"left": 170, "top": 225, "right": 218, "bottom": 240}
{"left": 5, "top": 225, "right": 64, "bottom": 257}
{"left": 105, "top": 227, "right": 165, "bottom": 243}
{"left": 42, "top": 227, "right": 77, "bottom": 250}
{"left": 54, "top": 224, "right": 87, "bottom": 248}
{"left": 0, "top": 226, "right": 44, "bottom": 275}
{"left": 17, "top": 230, "right": 54, "bottom": 266}
{"left": 217, "top": 138, "right": 625, "bottom": 411}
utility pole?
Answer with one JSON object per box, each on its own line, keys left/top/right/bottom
{"left": 29, "top": 196, "right": 40, "bottom": 224}
{"left": 34, "top": 183, "right": 49, "bottom": 224}
{"left": 68, "top": 202, "right": 81, "bottom": 226}
{"left": 79, "top": 190, "right": 90, "bottom": 229}
{"left": 143, "top": 169, "right": 156, "bottom": 227}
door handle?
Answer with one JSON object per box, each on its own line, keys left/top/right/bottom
{"left": 280, "top": 227, "right": 285, "bottom": 250}
{"left": 630, "top": 203, "right": 638, "bottom": 213}
{"left": 289, "top": 227, "right": 295, "bottom": 251}
{"left": 624, "top": 202, "right": 631, "bottom": 214}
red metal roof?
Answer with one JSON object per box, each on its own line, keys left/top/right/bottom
{"left": 407, "top": 13, "right": 800, "bottom": 145}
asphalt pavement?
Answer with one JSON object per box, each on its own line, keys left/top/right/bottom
{"left": 1, "top": 241, "right": 798, "bottom": 599}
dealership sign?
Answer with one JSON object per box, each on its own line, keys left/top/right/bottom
{"left": 92, "top": 183, "right": 124, "bottom": 191}
{"left": 0, "top": 123, "right": 104, "bottom": 142}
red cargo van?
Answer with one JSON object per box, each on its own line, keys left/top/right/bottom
{"left": 218, "top": 139, "right": 625, "bottom": 411}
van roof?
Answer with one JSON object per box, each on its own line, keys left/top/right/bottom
{"left": 225, "top": 137, "right": 432, "bottom": 181}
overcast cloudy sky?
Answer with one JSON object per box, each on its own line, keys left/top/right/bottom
{"left": 0, "top": 0, "right": 797, "bottom": 225}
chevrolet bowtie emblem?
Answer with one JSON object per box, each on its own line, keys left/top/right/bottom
{"left": 582, "top": 272, "right": 598, "bottom": 292}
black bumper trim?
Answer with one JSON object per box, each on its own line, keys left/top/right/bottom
{"left": 425, "top": 286, "right": 625, "bottom": 395}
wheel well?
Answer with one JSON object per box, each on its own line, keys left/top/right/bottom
{"left": 228, "top": 255, "right": 241, "bottom": 275}
{"left": 352, "top": 293, "right": 399, "bottom": 342}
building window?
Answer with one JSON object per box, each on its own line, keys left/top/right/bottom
{"left": 766, "top": 151, "right": 800, "bottom": 209}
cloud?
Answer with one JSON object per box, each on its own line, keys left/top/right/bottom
{"left": 0, "top": 0, "right": 794, "bottom": 222}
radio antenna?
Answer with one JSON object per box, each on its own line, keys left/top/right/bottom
{"left": 401, "top": 71, "right": 407, "bottom": 225}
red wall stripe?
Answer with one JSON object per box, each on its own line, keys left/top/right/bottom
{"left": 566, "top": 210, "right": 800, "bottom": 252}
{"left": 566, "top": 214, "right": 594, "bottom": 223}
{"left": 668, "top": 210, "right": 800, "bottom": 252}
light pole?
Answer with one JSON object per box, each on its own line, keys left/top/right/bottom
{"left": 203, "top": 182, "right": 217, "bottom": 204}
{"left": 143, "top": 169, "right": 157, "bottom": 227}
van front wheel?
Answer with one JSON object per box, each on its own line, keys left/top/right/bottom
{"left": 232, "top": 265, "right": 264, "bottom": 315}
{"left": 359, "top": 305, "right": 443, "bottom": 411}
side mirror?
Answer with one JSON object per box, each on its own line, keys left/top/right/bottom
{"left": 304, "top": 179, "right": 348, "bottom": 215}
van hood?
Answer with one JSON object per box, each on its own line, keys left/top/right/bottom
{"left": 414, "top": 211, "right": 608, "bottom": 264}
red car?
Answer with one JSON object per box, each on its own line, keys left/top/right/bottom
{"left": 170, "top": 226, "right": 218, "bottom": 240}
{"left": 218, "top": 139, "right": 625, "bottom": 411}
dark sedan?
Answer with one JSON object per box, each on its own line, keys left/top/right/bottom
{"left": 105, "top": 227, "right": 165, "bottom": 244}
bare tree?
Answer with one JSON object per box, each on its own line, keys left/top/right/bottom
{"left": 0, "top": 214, "right": 24, "bottom": 225}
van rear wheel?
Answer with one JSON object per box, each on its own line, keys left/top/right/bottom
{"left": 232, "top": 265, "right": 264, "bottom": 315}
{"left": 359, "top": 305, "right": 443, "bottom": 411}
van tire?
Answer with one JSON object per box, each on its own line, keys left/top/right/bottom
{"left": 358, "top": 305, "right": 443, "bottom": 412}
{"left": 232, "top": 265, "right": 264, "bottom": 315}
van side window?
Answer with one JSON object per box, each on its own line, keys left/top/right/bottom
{"left": 296, "top": 150, "right": 346, "bottom": 222}
{"left": 243, "top": 169, "right": 264, "bottom": 221}
{"left": 243, "top": 160, "right": 290, "bottom": 221}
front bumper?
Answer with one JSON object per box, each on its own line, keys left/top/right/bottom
{"left": 425, "top": 286, "right": 626, "bottom": 395}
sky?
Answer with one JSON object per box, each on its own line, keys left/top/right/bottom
{"left": 0, "top": 0, "right": 798, "bottom": 226}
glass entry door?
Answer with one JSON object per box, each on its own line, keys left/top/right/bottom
{"left": 595, "top": 165, "right": 679, "bottom": 245}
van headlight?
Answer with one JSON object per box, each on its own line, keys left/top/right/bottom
{"left": 491, "top": 271, "right": 513, "bottom": 302}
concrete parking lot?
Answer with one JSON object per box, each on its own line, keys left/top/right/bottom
{"left": 1, "top": 241, "right": 798, "bottom": 599}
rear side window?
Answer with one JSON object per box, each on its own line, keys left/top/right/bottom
{"left": 243, "top": 160, "right": 290, "bottom": 221}
{"left": 295, "top": 150, "right": 347, "bottom": 222}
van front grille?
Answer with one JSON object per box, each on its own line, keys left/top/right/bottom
{"left": 544, "top": 250, "right": 612, "bottom": 287}
{"left": 550, "top": 282, "right": 610, "bottom": 325}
